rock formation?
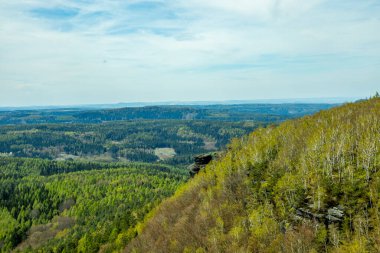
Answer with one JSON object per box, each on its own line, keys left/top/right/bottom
{"left": 188, "top": 152, "right": 219, "bottom": 176}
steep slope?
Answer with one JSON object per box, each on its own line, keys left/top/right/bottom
{"left": 126, "top": 98, "right": 380, "bottom": 253}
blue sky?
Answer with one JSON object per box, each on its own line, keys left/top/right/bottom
{"left": 0, "top": 0, "right": 379, "bottom": 106}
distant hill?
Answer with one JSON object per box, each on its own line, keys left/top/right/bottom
{"left": 127, "top": 97, "right": 380, "bottom": 252}
{"left": 0, "top": 97, "right": 357, "bottom": 111}
{"left": 0, "top": 104, "right": 337, "bottom": 125}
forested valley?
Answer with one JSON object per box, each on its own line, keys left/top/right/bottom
{"left": 0, "top": 104, "right": 333, "bottom": 165}
{"left": 1, "top": 0, "right": 376, "bottom": 251}
{"left": 0, "top": 103, "right": 339, "bottom": 252}
{"left": 0, "top": 120, "right": 257, "bottom": 165}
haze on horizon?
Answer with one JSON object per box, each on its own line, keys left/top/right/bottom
{"left": 1, "top": 0, "right": 380, "bottom": 107}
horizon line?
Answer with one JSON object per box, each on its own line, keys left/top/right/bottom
{"left": 0, "top": 96, "right": 362, "bottom": 111}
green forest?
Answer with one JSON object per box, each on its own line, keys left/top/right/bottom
{"left": 1, "top": 0, "right": 377, "bottom": 251}
{"left": 0, "top": 120, "right": 258, "bottom": 165}
{"left": 0, "top": 104, "right": 334, "bottom": 125}
{"left": 0, "top": 104, "right": 334, "bottom": 166}
{"left": 3, "top": 100, "right": 375, "bottom": 252}
{"left": 0, "top": 158, "right": 188, "bottom": 252}
{"left": 127, "top": 97, "right": 380, "bottom": 252}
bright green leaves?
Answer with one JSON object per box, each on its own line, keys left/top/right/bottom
{"left": 0, "top": 165, "right": 187, "bottom": 252}
{"left": 128, "top": 98, "right": 380, "bottom": 252}
{"left": 0, "top": 208, "right": 18, "bottom": 251}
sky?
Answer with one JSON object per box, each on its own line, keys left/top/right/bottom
{"left": 1, "top": 0, "right": 380, "bottom": 106}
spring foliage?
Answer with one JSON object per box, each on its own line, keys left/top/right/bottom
{"left": 127, "top": 98, "right": 380, "bottom": 252}
{"left": 0, "top": 162, "right": 187, "bottom": 252}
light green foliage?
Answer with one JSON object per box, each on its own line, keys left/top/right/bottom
{"left": 0, "top": 208, "right": 18, "bottom": 251}
{"left": 127, "top": 98, "right": 380, "bottom": 252}
{"left": 0, "top": 163, "right": 187, "bottom": 252}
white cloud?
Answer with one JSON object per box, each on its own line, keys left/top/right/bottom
{"left": 0, "top": 0, "right": 379, "bottom": 106}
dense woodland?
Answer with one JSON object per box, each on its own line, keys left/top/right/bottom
{"left": 0, "top": 104, "right": 335, "bottom": 167}
{"left": 127, "top": 97, "right": 380, "bottom": 252}
{"left": 0, "top": 158, "right": 187, "bottom": 252}
{"left": 0, "top": 120, "right": 258, "bottom": 165}
{"left": 0, "top": 104, "right": 335, "bottom": 125}
{"left": 0, "top": 102, "right": 343, "bottom": 252}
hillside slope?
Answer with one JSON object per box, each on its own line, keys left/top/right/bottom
{"left": 126, "top": 98, "right": 380, "bottom": 253}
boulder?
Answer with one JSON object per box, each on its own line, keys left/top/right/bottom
{"left": 188, "top": 152, "right": 219, "bottom": 176}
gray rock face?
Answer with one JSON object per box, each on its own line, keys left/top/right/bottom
{"left": 188, "top": 153, "right": 219, "bottom": 176}
{"left": 295, "top": 205, "right": 345, "bottom": 224}
{"left": 326, "top": 206, "right": 344, "bottom": 222}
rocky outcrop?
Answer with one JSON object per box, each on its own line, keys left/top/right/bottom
{"left": 295, "top": 206, "right": 345, "bottom": 224}
{"left": 188, "top": 153, "right": 219, "bottom": 176}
